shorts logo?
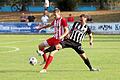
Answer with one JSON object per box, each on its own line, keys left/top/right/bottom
{"left": 78, "top": 46, "right": 81, "bottom": 50}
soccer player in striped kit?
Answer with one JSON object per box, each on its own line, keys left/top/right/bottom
{"left": 40, "top": 14, "right": 99, "bottom": 73}
{"left": 35, "top": 8, "right": 69, "bottom": 65}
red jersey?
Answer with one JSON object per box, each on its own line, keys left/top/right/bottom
{"left": 67, "top": 16, "right": 74, "bottom": 22}
{"left": 51, "top": 17, "right": 68, "bottom": 40}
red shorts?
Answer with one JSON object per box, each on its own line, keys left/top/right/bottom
{"left": 47, "top": 37, "right": 60, "bottom": 46}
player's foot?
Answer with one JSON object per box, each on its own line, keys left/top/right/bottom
{"left": 90, "top": 68, "right": 100, "bottom": 71}
{"left": 39, "top": 61, "right": 46, "bottom": 66}
{"left": 36, "top": 50, "right": 44, "bottom": 56}
{"left": 40, "top": 69, "right": 47, "bottom": 73}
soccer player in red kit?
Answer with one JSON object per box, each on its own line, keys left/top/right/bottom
{"left": 35, "top": 8, "right": 69, "bottom": 65}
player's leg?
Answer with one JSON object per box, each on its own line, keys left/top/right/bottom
{"left": 37, "top": 37, "right": 58, "bottom": 63}
{"left": 79, "top": 53, "right": 99, "bottom": 71}
{"left": 38, "top": 37, "right": 61, "bottom": 64}
{"left": 40, "top": 49, "right": 59, "bottom": 73}
{"left": 40, "top": 43, "right": 63, "bottom": 73}
{"left": 40, "top": 40, "right": 70, "bottom": 73}
{"left": 73, "top": 45, "right": 99, "bottom": 71}
{"left": 42, "top": 39, "right": 69, "bottom": 54}
{"left": 43, "top": 44, "right": 62, "bottom": 68}
{"left": 37, "top": 40, "right": 49, "bottom": 63}
{"left": 79, "top": 53, "right": 93, "bottom": 71}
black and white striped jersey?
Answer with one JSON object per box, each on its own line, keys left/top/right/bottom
{"left": 69, "top": 21, "right": 91, "bottom": 43}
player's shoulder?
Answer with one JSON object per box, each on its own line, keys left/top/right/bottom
{"left": 61, "top": 17, "right": 67, "bottom": 21}
{"left": 74, "top": 21, "right": 80, "bottom": 23}
{"left": 85, "top": 24, "right": 90, "bottom": 28}
{"left": 73, "top": 21, "right": 80, "bottom": 25}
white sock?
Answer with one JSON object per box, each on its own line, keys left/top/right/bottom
{"left": 37, "top": 50, "right": 44, "bottom": 55}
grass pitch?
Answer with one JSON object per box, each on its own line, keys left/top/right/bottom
{"left": 0, "top": 34, "right": 120, "bottom": 80}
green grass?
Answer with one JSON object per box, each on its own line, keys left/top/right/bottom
{"left": 0, "top": 34, "right": 120, "bottom": 80}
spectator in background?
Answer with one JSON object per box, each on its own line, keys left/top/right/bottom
{"left": 40, "top": 10, "right": 49, "bottom": 25}
{"left": 44, "top": 0, "right": 49, "bottom": 11}
{"left": 67, "top": 14, "right": 74, "bottom": 22}
{"left": 20, "top": 13, "right": 28, "bottom": 22}
{"left": 27, "top": 13, "right": 36, "bottom": 22}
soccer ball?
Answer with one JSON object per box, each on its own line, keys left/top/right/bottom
{"left": 29, "top": 57, "right": 37, "bottom": 66}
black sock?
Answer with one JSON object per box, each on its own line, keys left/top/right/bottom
{"left": 84, "top": 58, "right": 92, "bottom": 70}
{"left": 44, "top": 46, "right": 56, "bottom": 53}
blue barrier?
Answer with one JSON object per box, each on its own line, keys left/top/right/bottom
{"left": 0, "top": 22, "right": 37, "bottom": 33}
{"left": 75, "top": 6, "right": 96, "bottom": 11}
{"left": 0, "top": 5, "right": 96, "bottom": 12}
{"left": 0, "top": 6, "right": 12, "bottom": 12}
{"left": 28, "top": 6, "right": 55, "bottom": 12}
{"left": 0, "top": 22, "right": 54, "bottom": 34}
{"left": 0, "top": 6, "right": 55, "bottom": 12}
{"left": 28, "top": 6, "right": 44, "bottom": 12}
{"left": 0, "top": 22, "right": 120, "bottom": 34}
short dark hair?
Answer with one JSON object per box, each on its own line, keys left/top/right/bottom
{"left": 80, "top": 14, "right": 87, "bottom": 18}
{"left": 53, "top": 8, "right": 60, "bottom": 12}
{"left": 80, "top": 14, "right": 93, "bottom": 22}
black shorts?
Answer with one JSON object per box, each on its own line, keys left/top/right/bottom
{"left": 60, "top": 39, "right": 84, "bottom": 54}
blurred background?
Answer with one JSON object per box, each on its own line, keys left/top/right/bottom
{"left": 0, "top": 0, "right": 120, "bottom": 22}
{"left": 0, "top": 0, "right": 120, "bottom": 34}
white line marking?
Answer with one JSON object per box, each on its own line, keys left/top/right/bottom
{"left": 0, "top": 38, "right": 45, "bottom": 45}
{"left": 0, "top": 46, "right": 20, "bottom": 53}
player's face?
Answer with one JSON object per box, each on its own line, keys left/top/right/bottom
{"left": 53, "top": 11, "right": 60, "bottom": 18}
{"left": 79, "top": 16, "right": 87, "bottom": 23}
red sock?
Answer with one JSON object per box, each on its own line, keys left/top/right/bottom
{"left": 43, "top": 55, "right": 53, "bottom": 69}
{"left": 40, "top": 48, "right": 47, "bottom": 62}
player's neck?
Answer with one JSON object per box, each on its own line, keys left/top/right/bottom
{"left": 55, "top": 15, "right": 61, "bottom": 19}
{"left": 81, "top": 22, "right": 86, "bottom": 26}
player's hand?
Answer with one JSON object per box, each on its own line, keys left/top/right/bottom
{"left": 90, "top": 42, "right": 93, "bottom": 48}
{"left": 35, "top": 26, "right": 40, "bottom": 30}
{"left": 64, "top": 34, "right": 70, "bottom": 39}
{"left": 35, "top": 25, "right": 43, "bottom": 30}
{"left": 35, "top": 24, "right": 43, "bottom": 30}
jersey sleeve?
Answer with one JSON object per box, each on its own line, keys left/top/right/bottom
{"left": 51, "top": 20, "right": 54, "bottom": 26}
{"left": 86, "top": 26, "right": 92, "bottom": 34}
{"left": 61, "top": 18, "right": 68, "bottom": 27}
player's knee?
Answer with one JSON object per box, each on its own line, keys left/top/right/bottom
{"left": 79, "top": 52, "right": 88, "bottom": 60}
{"left": 39, "top": 43, "right": 46, "bottom": 49}
{"left": 55, "top": 44, "right": 62, "bottom": 50}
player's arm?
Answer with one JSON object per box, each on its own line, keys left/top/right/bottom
{"left": 87, "top": 27, "right": 93, "bottom": 47}
{"left": 59, "top": 18, "right": 69, "bottom": 40}
{"left": 59, "top": 27, "right": 69, "bottom": 40}
{"left": 35, "top": 24, "right": 51, "bottom": 30}
{"left": 88, "top": 33, "right": 93, "bottom": 47}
